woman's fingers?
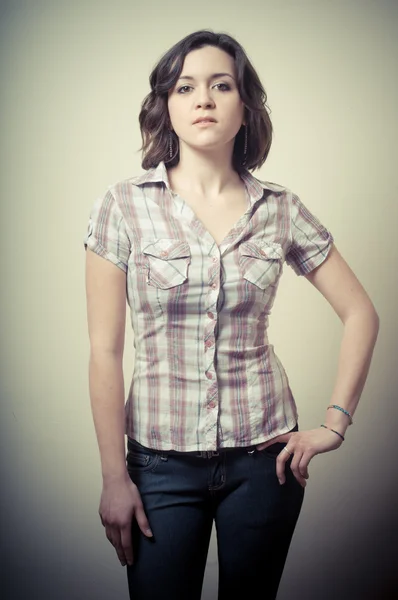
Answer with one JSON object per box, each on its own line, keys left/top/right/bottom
{"left": 276, "top": 450, "right": 308, "bottom": 488}
{"left": 99, "top": 480, "right": 153, "bottom": 568}
{"left": 107, "top": 526, "right": 128, "bottom": 566}
{"left": 119, "top": 523, "right": 134, "bottom": 566}
{"left": 301, "top": 461, "right": 310, "bottom": 479}
{"left": 285, "top": 451, "right": 311, "bottom": 487}
{"left": 103, "top": 519, "right": 134, "bottom": 566}
{"left": 275, "top": 427, "right": 343, "bottom": 487}
{"left": 134, "top": 502, "right": 153, "bottom": 538}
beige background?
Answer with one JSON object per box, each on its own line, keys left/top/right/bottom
{"left": 1, "top": 0, "right": 397, "bottom": 598}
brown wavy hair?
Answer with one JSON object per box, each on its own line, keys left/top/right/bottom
{"left": 138, "top": 29, "right": 273, "bottom": 173}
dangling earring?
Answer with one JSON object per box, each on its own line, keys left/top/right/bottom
{"left": 242, "top": 125, "right": 248, "bottom": 167}
{"left": 169, "top": 130, "right": 173, "bottom": 159}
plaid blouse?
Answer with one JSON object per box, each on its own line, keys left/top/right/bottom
{"left": 83, "top": 160, "right": 334, "bottom": 451}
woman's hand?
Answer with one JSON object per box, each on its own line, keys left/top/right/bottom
{"left": 256, "top": 426, "right": 344, "bottom": 488}
{"left": 99, "top": 476, "right": 153, "bottom": 567}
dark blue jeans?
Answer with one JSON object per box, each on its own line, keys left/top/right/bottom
{"left": 126, "top": 424, "right": 304, "bottom": 600}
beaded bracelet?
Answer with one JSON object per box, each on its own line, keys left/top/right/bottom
{"left": 320, "top": 424, "right": 345, "bottom": 441}
{"left": 327, "top": 404, "right": 353, "bottom": 425}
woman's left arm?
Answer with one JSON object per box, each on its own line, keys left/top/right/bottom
{"left": 305, "top": 243, "right": 380, "bottom": 434}
{"left": 271, "top": 243, "right": 380, "bottom": 487}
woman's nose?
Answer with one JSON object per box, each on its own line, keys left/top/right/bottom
{"left": 195, "top": 89, "right": 215, "bottom": 108}
{"left": 196, "top": 100, "right": 213, "bottom": 109}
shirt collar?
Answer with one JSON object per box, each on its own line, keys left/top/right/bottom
{"left": 129, "top": 161, "right": 284, "bottom": 205}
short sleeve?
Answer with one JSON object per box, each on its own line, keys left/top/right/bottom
{"left": 83, "top": 189, "right": 130, "bottom": 273}
{"left": 285, "top": 193, "right": 334, "bottom": 276}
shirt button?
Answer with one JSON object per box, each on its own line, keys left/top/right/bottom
{"left": 207, "top": 311, "right": 214, "bottom": 319}
{"left": 206, "top": 372, "right": 213, "bottom": 379}
{"left": 205, "top": 339, "right": 213, "bottom": 348}
{"left": 211, "top": 283, "right": 217, "bottom": 289}
{"left": 212, "top": 257, "right": 218, "bottom": 263}
{"left": 208, "top": 401, "right": 216, "bottom": 409}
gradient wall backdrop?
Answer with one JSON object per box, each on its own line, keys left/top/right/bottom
{"left": 1, "top": 0, "right": 397, "bottom": 598}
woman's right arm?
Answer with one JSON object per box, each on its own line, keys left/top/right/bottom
{"left": 85, "top": 247, "right": 128, "bottom": 482}
{"left": 85, "top": 248, "right": 153, "bottom": 566}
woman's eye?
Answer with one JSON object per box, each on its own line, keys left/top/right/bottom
{"left": 177, "top": 83, "right": 231, "bottom": 94}
{"left": 215, "top": 83, "right": 230, "bottom": 91}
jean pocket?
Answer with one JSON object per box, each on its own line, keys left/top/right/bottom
{"left": 258, "top": 441, "right": 288, "bottom": 459}
{"left": 126, "top": 440, "right": 161, "bottom": 473}
{"left": 141, "top": 238, "right": 191, "bottom": 289}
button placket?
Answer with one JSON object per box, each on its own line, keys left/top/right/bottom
{"left": 204, "top": 391, "right": 218, "bottom": 449}
{"left": 204, "top": 326, "right": 217, "bottom": 403}
{"left": 204, "top": 337, "right": 216, "bottom": 372}
{"left": 204, "top": 252, "right": 218, "bottom": 375}
{"left": 202, "top": 251, "right": 221, "bottom": 449}
{"left": 209, "top": 251, "right": 220, "bottom": 289}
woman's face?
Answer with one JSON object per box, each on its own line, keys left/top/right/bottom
{"left": 167, "top": 45, "right": 245, "bottom": 155}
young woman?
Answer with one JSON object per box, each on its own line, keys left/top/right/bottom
{"left": 84, "top": 29, "right": 379, "bottom": 600}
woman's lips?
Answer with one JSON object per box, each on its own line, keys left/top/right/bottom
{"left": 194, "top": 120, "right": 217, "bottom": 127}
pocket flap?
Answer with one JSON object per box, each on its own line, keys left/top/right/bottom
{"left": 240, "top": 241, "right": 284, "bottom": 261}
{"left": 141, "top": 238, "right": 191, "bottom": 259}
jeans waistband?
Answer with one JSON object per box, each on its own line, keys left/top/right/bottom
{"left": 127, "top": 438, "right": 257, "bottom": 459}
{"left": 127, "top": 423, "right": 298, "bottom": 460}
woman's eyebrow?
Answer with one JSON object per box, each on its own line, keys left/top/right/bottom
{"left": 177, "top": 73, "right": 235, "bottom": 82}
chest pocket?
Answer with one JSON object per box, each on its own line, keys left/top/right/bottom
{"left": 141, "top": 238, "right": 191, "bottom": 289}
{"left": 239, "top": 241, "right": 284, "bottom": 290}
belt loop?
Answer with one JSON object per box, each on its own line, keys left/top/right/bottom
{"left": 199, "top": 450, "right": 220, "bottom": 458}
{"left": 160, "top": 451, "right": 168, "bottom": 462}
